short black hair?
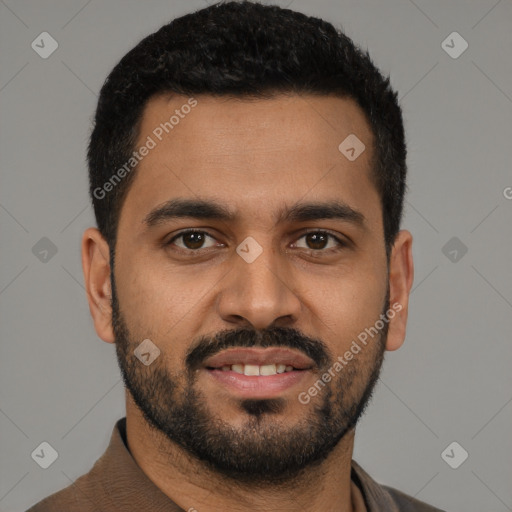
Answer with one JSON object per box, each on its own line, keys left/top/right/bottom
{"left": 87, "top": 0, "right": 407, "bottom": 257}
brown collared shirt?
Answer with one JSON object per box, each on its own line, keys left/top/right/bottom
{"left": 26, "top": 418, "right": 446, "bottom": 511}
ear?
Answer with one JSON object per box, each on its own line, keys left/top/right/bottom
{"left": 385, "top": 230, "right": 414, "bottom": 351}
{"left": 81, "top": 227, "right": 115, "bottom": 344}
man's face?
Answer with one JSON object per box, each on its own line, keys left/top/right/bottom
{"left": 111, "top": 94, "right": 390, "bottom": 483}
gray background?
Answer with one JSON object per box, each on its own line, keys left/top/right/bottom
{"left": 1, "top": 0, "right": 511, "bottom": 511}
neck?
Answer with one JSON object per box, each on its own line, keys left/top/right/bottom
{"left": 125, "top": 395, "right": 357, "bottom": 512}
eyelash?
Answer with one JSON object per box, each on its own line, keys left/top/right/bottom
{"left": 165, "top": 228, "right": 347, "bottom": 254}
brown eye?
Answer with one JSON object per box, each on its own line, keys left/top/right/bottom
{"left": 168, "top": 230, "right": 217, "bottom": 251}
{"left": 293, "top": 231, "right": 344, "bottom": 252}
{"left": 305, "top": 232, "right": 328, "bottom": 250}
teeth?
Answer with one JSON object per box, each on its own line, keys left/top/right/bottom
{"left": 218, "top": 363, "right": 296, "bottom": 375}
{"left": 260, "top": 364, "right": 277, "bottom": 376}
{"left": 232, "top": 364, "right": 244, "bottom": 375}
{"left": 244, "top": 364, "right": 260, "bottom": 376}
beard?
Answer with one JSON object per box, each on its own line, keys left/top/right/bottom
{"left": 111, "top": 274, "right": 388, "bottom": 486}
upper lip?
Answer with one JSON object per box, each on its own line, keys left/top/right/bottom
{"left": 203, "top": 348, "right": 315, "bottom": 370}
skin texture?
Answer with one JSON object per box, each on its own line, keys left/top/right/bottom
{"left": 82, "top": 93, "right": 414, "bottom": 512}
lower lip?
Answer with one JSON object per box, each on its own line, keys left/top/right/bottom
{"left": 204, "top": 369, "right": 310, "bottom": 398}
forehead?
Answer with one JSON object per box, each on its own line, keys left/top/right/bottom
{"left": 119, "top": 93, "right": 381, "bottom": 233}
{"left": 140, "top": 93, "right": 372, "bottom": 162}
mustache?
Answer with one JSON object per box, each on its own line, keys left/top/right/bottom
{"left": 186, "top": 326, "right": 330, "bottom": 371}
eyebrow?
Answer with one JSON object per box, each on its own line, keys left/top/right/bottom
{"left": 143, "top": 198, "right": 366, "bottom": 229}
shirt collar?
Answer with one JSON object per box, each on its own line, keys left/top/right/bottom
{"left": 95, "top": 417, "right": 399, "bottom": 512}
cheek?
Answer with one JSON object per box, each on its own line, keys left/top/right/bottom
{"left": 114, "top": 255, "right": 213, "bottom": 359}
{"left": 116, "top": 248, "right": 191, "bottom": 314}
{"left": 307, "top": 270, "right": 386, "bottom": 352}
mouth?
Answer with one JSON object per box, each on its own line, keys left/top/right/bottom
{"left": 201, "top": 347, "right": 314, "bottom": 398}
{"left": 207, "top": 362, "right": 299, "bottom": 375}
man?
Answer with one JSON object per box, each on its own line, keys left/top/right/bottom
{"left": 27, "top": 1, "right": 446, "bottom": 510}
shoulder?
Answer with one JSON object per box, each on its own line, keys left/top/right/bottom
{"left": 25, "top": 419, "right": 127, "bottom": 512}
{"left": 351, "top": 460, "right": 448, "bottom": 512}
{"left": 382, "top": 484, "right": 448, "bottom": 512}
{"left": 25, "top": 474, "right": 97, "bottom": 512}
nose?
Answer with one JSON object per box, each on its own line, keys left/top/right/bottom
{"left": 216, "top": 239, "right": 302, "bottom": 330}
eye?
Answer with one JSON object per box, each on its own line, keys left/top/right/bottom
{"left": 166, "top": 229, "right": 346, "bottom": 254}
{"left": 167, "top": 230, "right": 219, "bottom": 251}
{"left": 292, "top": 231, "right": 345, "bottom": 252}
